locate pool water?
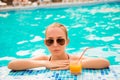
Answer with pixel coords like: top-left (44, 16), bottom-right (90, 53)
top-left (0, 2), bottom-right (120, 66)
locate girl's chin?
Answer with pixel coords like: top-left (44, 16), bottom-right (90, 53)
top-left (53, 50), bottom-right (61, 53)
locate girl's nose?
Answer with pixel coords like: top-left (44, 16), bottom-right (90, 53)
top-left (53, 40), bottom-right (58, 46)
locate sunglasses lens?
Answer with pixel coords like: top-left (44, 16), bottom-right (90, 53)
top-left (46, 39), bottom-right (54, 46)
top-left (45, 38), bottom-right (65, 46)
top-left (57, 38), bottom-right (65, 45)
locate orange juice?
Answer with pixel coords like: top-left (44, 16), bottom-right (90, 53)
top-left (70, 62), bottom-right (82, 75)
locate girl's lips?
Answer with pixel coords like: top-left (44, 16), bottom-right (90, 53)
top-left (53, 49), bottom-right (60, 52)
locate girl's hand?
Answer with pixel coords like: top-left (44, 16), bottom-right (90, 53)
top-left (45, 60), bottom-right (70, 70)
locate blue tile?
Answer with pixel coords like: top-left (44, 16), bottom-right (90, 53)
top-left (57, 78), bottom-right (61, 80)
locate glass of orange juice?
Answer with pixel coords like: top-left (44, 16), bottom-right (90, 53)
top-left (70, 61), bottom-right (82, 75)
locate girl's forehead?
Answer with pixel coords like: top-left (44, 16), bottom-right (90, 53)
top-left (46, 27), bottom-right (66, 37)
top-left (47, 27), bottom-right (64, 33)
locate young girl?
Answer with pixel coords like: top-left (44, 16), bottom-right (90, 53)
top-left (8, 22), bottom-right (110, 70)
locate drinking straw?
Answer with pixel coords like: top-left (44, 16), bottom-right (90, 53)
top-left (78, 47), bottom-right (93, 63)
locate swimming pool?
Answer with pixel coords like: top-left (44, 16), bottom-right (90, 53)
top-left (0, 1), bottom-right (120, 67)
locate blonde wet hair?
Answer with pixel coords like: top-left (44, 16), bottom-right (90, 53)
top-left (45, 22), bottom-right (68, 39)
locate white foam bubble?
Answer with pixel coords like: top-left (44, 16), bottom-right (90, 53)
top-left (65, 8), bottom-right (76, 13)
top-left (90, 8), bottom-right (120, 14)
top-left (66, 48), bottom-right (75, 51)
top-left (72, 24), bottom-right (82, 28)
top-left (85, 34), bottom-right (100, 40)
top-left (117, 49), bottom-right (120, 53)
top-left (17, 40), bottom-right (28, 44)
top-left (113, 33), bottom-right (120, 37)
top-left (54, 18), bottom-right (59, 20)
top-left (16, 50), bottom-right (30, 56)
top-left (66, 7), bottom-right (120, 15)
top-left (103, 8), bottom-right (120, 13)
top-left (90, 9), bottom-right (98, 15)
top-left (101, 36), bottom-right (115, 42)
top-left (71, 34), bottom-right (76, 36)
top-left (45, 15), bottom-right (52, 19)
top-left (112, 17), bottom-right (120, 21)
top-left (0, 13), bottom-right (9, 18)
top-left (34, 17), bottom-right (42, 20)
top-left (60, 16), bottom-right (66, 18)
top-left (78, 8), bottom-right (89, 12)
top-left (115, 24), bottom-right (120, 28)
top-left (31, 49), bottom-right (46, 57)
top-left (31, 24), bottom-right (39, 27)
top-left (85, 35), bottom-right (115, 42)
top-left (73, 47), bottom-right (120, 60)
top-left (84, 27), bottom-right (95, 32)
top-left (0, 57), bottom-right (16, 61)
top-left (115, 55), bottom-right (120, 62)
top-left (30, 36), bottom-right (43, 42)
top-left (95, 22), bottom-right (99, 27)
top-left (101, 32), bottom-right (106, 34)
top-left (80, 42), bottom-right (89, 44)
top-left (30, 34), bottom-right (34, 37)
top-left (104, 14), bottom-right (112, 18)
top-left (112, 44), bottom-right (120, 49)
top-left (57, 15), bottom-right (61, 17)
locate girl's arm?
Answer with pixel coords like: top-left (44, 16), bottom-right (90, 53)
top-left (8, 55), bottom-right (49, 70)
top-left (82, 58), bottom-right (110, 69)
top-left (8, 59), bottom-right (48, 70)
top-left (8, 56), bottom-right (69, 70)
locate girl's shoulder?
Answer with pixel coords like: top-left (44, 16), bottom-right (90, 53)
top-left (69, 54), bottom-right (87, 60)
top-left (69, 54), bottom-right (79, 60)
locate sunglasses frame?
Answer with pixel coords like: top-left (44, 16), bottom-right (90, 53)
top-left (45, 38), bottom-right (66, 46)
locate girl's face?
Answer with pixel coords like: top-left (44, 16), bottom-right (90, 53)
top-left (45, 27), bottom-right (69, 56)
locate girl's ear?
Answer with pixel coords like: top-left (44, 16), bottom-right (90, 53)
top-left (66, 39), bottom-right (69, 46)
top-left (44, 39), bottom-right (47, 46)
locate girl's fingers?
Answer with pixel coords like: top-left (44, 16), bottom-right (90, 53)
top-left (47, 60), bottom-right (70, 68)
top-left (51, 60), bottom-right (69, 65)
top-left (52, 60), bottom-right (69, 63)
top-left (53, 63), bottom-right (69, 67)
top-left (50, 65), bottom-right (69, 70)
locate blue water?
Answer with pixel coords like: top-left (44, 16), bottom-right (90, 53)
top-left (0, 2), bottom-right (120, 66)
